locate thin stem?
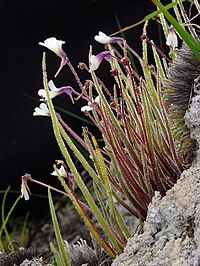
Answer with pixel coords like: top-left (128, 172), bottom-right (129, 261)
top-left (110, 1), bottom-right (186, 36)
top-left (28, 175), bottom-right (92, 213)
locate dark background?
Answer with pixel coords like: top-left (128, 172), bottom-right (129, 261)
top-left (1, 0), bottom-right (158, 219)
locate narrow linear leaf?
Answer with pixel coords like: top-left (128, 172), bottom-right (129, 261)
top-left (0, 188), bottom-right (21, 252)
top-left (50, 242), bottom-right (63, 266)
top-left (110, 1), bottom-right (187, 35)
top-left (48, 187), bottom-right (70, 266)
top-left (19, 212), bottom-right (29, 247)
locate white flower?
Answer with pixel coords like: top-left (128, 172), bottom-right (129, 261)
top-left (51, 165), bottom-right (67, 177)
top-left (89, 55), bottom-right (101, 72)
top-left (39, 37), bottom-right (67, 77)
top-left (39, 37), bottom-right (65, 57)
top-left (94, 31), bottom-right (121, 44)
top-left (21, 174), bottom-right (31, 201)
top-left (51, 165), bottom-right (75, 182)
top-left (81, 96), bottom-right (100, 112)
top-left (38, 80), bottom-right (59, 100)
top-left (21, 181), bottom-right (29, 201)
top-left (38, 80), bottom-right (74, 103)
top-left (33, 103), bottom-right (50, 116)
top-left (166, 26), bottom-right (178, 49)
top-left (89, 51), bottom-right (110, 72)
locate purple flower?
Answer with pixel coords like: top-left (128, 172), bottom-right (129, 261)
top-left (94, 31), bottom-right (121, 44)
top-left (38, 80), bottom-right (74, 103)
top-left (39, 37), bottom-right (67, 77)
top-left (89, 51), bottom-right (111, 72)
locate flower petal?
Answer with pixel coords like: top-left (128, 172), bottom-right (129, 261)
top-left (33, 103), bottom-right (50, 116)
top-left (21, 174), bottom-right (30, 201)
top-left (39, 37), bottom-right (65, 57)
top-left (48, 80), bottom-right (57, 91)
top-left (81, 105), bottom-right (92, 112)
top-left (89, 51), bottom-right (110, 72)
top-left (166, 26), bottom-right (178, 49)
top-left (94, 95), bottom-right (100, 103)
top-left (81, 96), bottom-right (99, 112)
top-left (39, 37), bottom-right (67, 77)
top-left (51, 165), bottom-right (67, 177)
top-left (89, 55), bottom-right (101, 72)
top-left (94, 31), bottom-right (111, 44)
top-left (94, 31), bottom-right (121, 44)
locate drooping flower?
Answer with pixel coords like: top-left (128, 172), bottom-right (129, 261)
top-left (39, 37), bottom-right (67, 77)
top-left (38, 80), bottom-right (74, 103)
top-left (81, 96), bottom-right (100, 112)
top-left (89, 51), bottom-right (111, 72)
top-left (94, 31), bottom-right (121, 44)
top-left (33, 103), bottom-right (50, 116)
top-left (166, 25), bottom-right (178, 49)
top-left (21, 174), bottom-right (31, 201)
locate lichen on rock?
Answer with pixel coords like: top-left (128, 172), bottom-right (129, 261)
top-left (112, 161), bottom-right (200, 266)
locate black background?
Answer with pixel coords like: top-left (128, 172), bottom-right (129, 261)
top-left (1, 0), bottom-right (158, 219)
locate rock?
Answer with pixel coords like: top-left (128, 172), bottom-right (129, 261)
top-left (112, 162), bottom-right (200, 266)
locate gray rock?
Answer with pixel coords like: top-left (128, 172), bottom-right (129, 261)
top-left (112, 162), bottom-right (200, 266)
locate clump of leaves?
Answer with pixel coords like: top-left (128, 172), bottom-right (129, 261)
top-left (21, 0), bottom-right (199, 259)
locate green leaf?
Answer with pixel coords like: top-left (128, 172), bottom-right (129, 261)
top-left (0, 187), bottom-right (21, 252)
top-left (48, 187), bottom-right (71, 266)
top-left (50, 242), bottom-right (63, 266)
top-left (19, 212), bottom-right (29, 247)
